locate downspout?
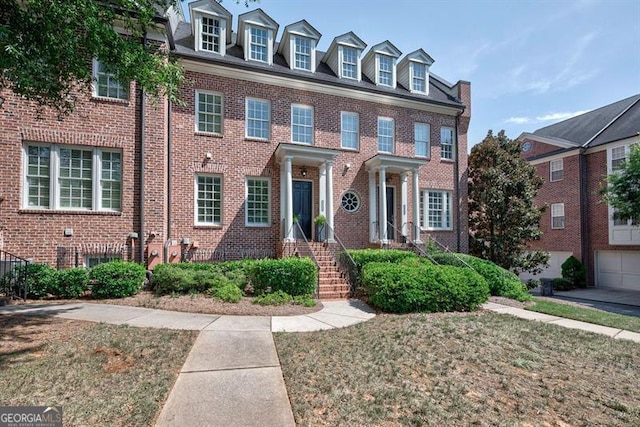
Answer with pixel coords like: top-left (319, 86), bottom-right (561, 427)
top-left (139, 33), bottom-right (148, 264)
top-left (164, 100), bottom-right (173, 263)
top-left (454, 112), bottom-right (461, 252)
top-left (578, 148), bottom-right (590, 285)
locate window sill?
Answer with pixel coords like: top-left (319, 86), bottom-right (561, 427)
top-left (421, 228), bottom-right (452, 232)
top-left (194, 224), bottom-right (223, 229)
top-left (91, 96), bottom-right (129, 105)
top-left (195, 132), bottom-right (223, 138)
top-left (440, 158), bottom-right (455, 163)
top-left (340, 146), bottom-right (360, 152)
top-left (244, 137), bottom-right (271, 143)
top-left (415, 155), bottom-right (431, 160)
top-left (19, 209), bottom-right (122, 216)
top-left (245, 223), bottom-right (271, 228)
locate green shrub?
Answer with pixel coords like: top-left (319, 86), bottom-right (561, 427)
top-left (553, 277), bottom-right (575, 291)
top-left (212, 283), bottom-right (243, 303)
top-left (346, 249), bottom-right (418, 283)
top-left (151, 261), bottom-right (254, 295)
top-left (253, 290), bottom-right (293, 306)
top-left (16, 263), bottom-right (58, 298)
top-left (361, 262), bottom-right (489, 313)
top-left (561, 256), bottom-right (586, 288)
top-left (292, 295), bottom-right (316, 307)
top-left (53, 267), bottom-right (89, 299)
top-left (151, 264), bottom-right (195, 295)
top-left (431, 253), bottom-right (531, 302)
top-left (90, 261), bottom-right (146, 298)
top-left (250, 258), bottom-right (317, 296)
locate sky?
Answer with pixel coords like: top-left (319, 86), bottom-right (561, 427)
top-left (181, 0), bottom-right (640, 151)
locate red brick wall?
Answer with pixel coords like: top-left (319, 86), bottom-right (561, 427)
top-left (522, 139), bottom-right (565, 160)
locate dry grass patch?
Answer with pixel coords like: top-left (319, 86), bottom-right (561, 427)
top-left (275, 312), bottom-right (640, 426)
top-left (0, 314), bottom-right (196, 426)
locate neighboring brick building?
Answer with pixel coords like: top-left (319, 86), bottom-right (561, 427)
top-left (0, 1), bottom-right (471, 271)
top-left (520, 94), bottom-right (640, 289)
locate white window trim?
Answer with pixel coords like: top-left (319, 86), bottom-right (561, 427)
top-left (291, 104), bottom-right (314, 145)
top-left (550, 159), bottom-right (564, 182)
top-left (414, 122), bottom-right (430, 158)
top-left (245, 177), bottom-right (271, 227)
top-left (377, 117), bottom-right (395, 154)
top-left (339, 45), bottom-right (360, 80)
top-left (195, 12), bottom-right (226, 55)
top-left (292, 35), bottom-right (315, 72)
top-left (195, 89), bottom-right (223, 135)
top-left (22, 142), bottom-right (121, 212)
top-left (421, 189), bottom-right (452, 231)
top-left (410, 62), bottom-right (428, 94)
top-left (441, 127), bottom-right (455, 161)
top-left (375, 54), bottom-right (396, 88)
top-left (246, 25), bottom-right (273, 65)
top-left (245, 97), bottom-right (271, 141)
top-left (92, 59), bottom-right (129, 100)
top-left (551, 203), bottom-right (565, 229)
top-left (194, 174), bottom-right (223, 226)
top-left (340, 111), bottom-right (359, 150)
top-left (606, 141), bottom-right (639, 244)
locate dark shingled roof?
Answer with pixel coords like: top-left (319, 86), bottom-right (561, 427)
top-left (532, 94), bottom-right (640, 147)
top-left (171, 21), bottom-right (465, 111)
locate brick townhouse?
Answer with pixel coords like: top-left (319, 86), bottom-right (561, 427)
top-left (519, 94), bottom-right (640, 289)
top-left (0, 1), bottom-right (471, 273)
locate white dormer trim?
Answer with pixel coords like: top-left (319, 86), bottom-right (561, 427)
top-left (237, 9), bottom-right (279, 65)
top-left (189, 0), bottom-right (232, 56)
top-left (323, 32), bottom-right (367, 81)
top-left (278, 20), bottom-right (321, 73)
top-left (398, 49), bottom-right (434, 95)
top-left (363, 41), bottom-right (401, 89)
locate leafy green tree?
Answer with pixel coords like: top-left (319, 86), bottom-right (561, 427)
top-left (601, 141), bottom-right (640, 223)
top-left (468, 130), bottom-right (549, 274)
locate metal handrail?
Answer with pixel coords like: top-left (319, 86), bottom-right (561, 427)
top-left (323, 223), bottom-right (358, 293)
top-left (0, 250), bottom-right (30, 300)
top-left (424, 233), bottom-right (476, 272)
top-left (291, 221), bottom-right (320, 299)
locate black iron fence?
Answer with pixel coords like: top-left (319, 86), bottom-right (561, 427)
top-left (0, 250), bottom-right (30, 299)
top-left (183, 247), bottom-right (275, 263)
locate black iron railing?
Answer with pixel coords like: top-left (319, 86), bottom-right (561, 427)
top-left (57, 244), bottom-right (127, 269)
top-left (324, 224), bottom-right (358, 293)
top-left (0, 250), bottom-right (30, 300)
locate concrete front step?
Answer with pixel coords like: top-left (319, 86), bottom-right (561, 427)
top-left (318, 292), bottom-right (351, 299)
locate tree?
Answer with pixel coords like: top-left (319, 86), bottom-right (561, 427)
top-left (1, 0), bottom-right (190, 115)
top-left (468, 130), bottom-right (549, 274)
top-left (601, 141), bottom-right (640, 223)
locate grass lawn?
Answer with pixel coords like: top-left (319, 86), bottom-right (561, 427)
top-left (0, 314), bottom-right (197, 426)
top-left (526, 299), bottom-right (640, 333)
top-left (275, 312), bottom-right (640, 426)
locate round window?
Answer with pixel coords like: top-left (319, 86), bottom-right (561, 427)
top-left (341, 191), bottom-right (360, 213)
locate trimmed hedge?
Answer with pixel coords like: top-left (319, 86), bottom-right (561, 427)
top-left (362, 262), bottom-right (489, 313)
top-left (431, 253), bottom-right (531, 301)
top-left (17, 263), bottom-right (58, 298)
top-left (249, 258), bottom-right (317, 296)
top-left (53, 267), bottom-right (89, 299)
top-left (90, 261), bottom-right (146, 298)
top-left (151, 260), bottom-right (254, 295)
top-left (212, 283), bottom-right (243, 303)
top-left (561, 256), bottom-right (586, 288)
top-left (347, 249), bottom-right (418, 283)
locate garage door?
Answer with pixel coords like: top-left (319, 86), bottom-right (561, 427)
top-left (596, 251), bottom-right (640, 290)
top-left (519, 251), bottom-right (573, 282)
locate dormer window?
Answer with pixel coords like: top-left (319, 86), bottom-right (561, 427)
top-left (294, 37), bottom-right (312, 70)
top-left (378, 55), bottom-right (394, 86)
top-left (190, 0), bottom-right (232, 56)
top-left (323, 32), bottom-right (366, 81)
top-left (341, 47), bottom-right (358, 79)
top-left (249, 26), bottom-right (268, 62)
top-left (238, 9), bottom-right (279, 66)
top-left (279, 20), bottom-right (321, 73)
top-left (397, 49), bottom-right (434, 95)
top-left (411, 63), bottom-right (426, 92)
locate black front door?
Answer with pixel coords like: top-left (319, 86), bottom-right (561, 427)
top-left (293, 181), bottom-right (312, 239)
top-left (386, 187), bottom-right (395, 240)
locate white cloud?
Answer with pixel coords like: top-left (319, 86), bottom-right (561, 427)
top-left (503, 110), bottom-right (590, 126)
top-left (504, 117), bottom-right (533, 124)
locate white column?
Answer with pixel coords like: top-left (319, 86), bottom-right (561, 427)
top-left (325, 161), bottom-right (335, 242)
top-left (412, 168), bottom-right (421, 243)
top-left (280, 163), bottom-right (285, 237)
top-left (319, 164), bottom-right (326, 218)
top-left (284, 156), bottom-right (294, 241)
top-left (378, 166), bottom-right (387, 242)
top-left (401, 172), bottom-right (408, 238)
top-left (368, 170), bottom-right (377, 243)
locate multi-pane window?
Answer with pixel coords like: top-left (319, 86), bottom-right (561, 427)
top-left (551, 203), bottom-right (565, 229)
top-left (201, 16), bottom-right (221, 53)
top-left (246, 98), bottom-right (270, 140)
top-left (294, 37), bottom-right (312, 71)
top-left (611, 146), bottom-right (627, 170)
top-left (341, 112), bottom-right (359, 150)
top-left (411, 62), bottom-right (427, 93)
top-left (441, 127), bottom-right (454, 160)
top-left (196, 91), bottom-right (223, 135)
top-left (415, 123), bottom-right (430, 157)
top-left (24, 144), bottom-right (121, 211)
top-left (550, 159), bottom-right (564, 182)
top-left (378, 55), bottom-right (393, 86)
top-left (291, 105), bottom-right (313, 144)
top-left (421, 190), bottom-right (451, 230)
top-left (341, 47), bottom-right (358, 79)
top-left (93, 60), bottom-right (128, 100)
top-left (196, 175), bottom-right (222, 225)
top-left (246, 178), bottom-right (270, 226)
top-left (249, 26), bottom-right (268, 62)
top-left (377, 118), bottom-right (394, 153)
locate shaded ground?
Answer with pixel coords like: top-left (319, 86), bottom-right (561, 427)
top-left (275, 311), bottom-right (640, 426)
top-left (0, 314), bottom-right (197, 426)
top-left (9, 291), bottom-right (323, 316)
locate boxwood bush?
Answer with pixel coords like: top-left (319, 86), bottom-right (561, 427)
top-left (249, 258), bottom-right (317, 296)
top-left (362, 262), bottom-right (489, 313)
top-left (90, 261), bottom-right (146, 298)
top-left (151, 261), bottom-right (255, 295)
top-left (16, 263), bottom-right (58, 298)
top-left (430, 253), bottom-right (531, 301)
top-left (346, 249), bottom-right (418, 283)
top-left (53, 267), bottom-right (89, 299)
